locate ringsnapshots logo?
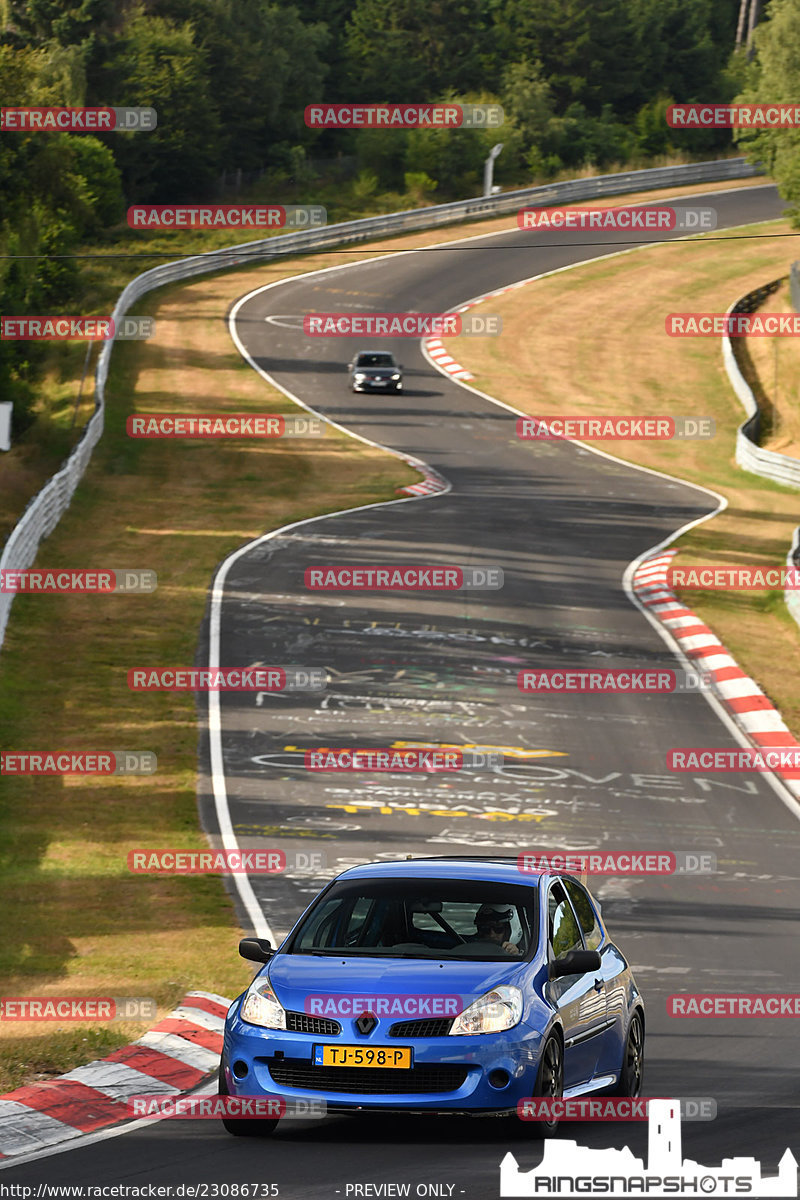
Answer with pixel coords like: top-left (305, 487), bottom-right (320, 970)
top-left (126, 414), bottom-right (323, 438)
top-left (667, 312), bottom-right (800, 336)
top-left (305, 565), bottom-right (503, 590)
top-left (1, 751), bottom-right (157, 776)
top-left (304, 103), bottom-right (503, 129)
top-left (128, 205), bottom-right (326, 230)
top-left (516, 415), bottom-right (714, 440)
top-left (518, 1097), bottom-right (717, 1122)
top-left (0, 107), bottom-right (156, 131)
top-left (127, 848), bottom-right (327, 874)
top-left (668, 747), bottom-right (800, 775)
top-left (518, 668), bottom-right (712, 694)
top-left (127, 1095), bottom-right (326, 1120)
top-left (305, 747), bottom-right (504, 771)
top-left (1, 316), bottom-right (155, 340)
top-left (127, 667), bottom-right (326, 692)
top-left (500, 1097), bottom-right (798, 1198)
top-left (669, 994), bottom-right (800, 1018)
top-left (518, 206), bottom-right (716, 233)
top-left (667, 102), bottom-right (800, 128)
top-left (304, 312), bottom-right (501, 336)
top-left (0, 569), bottom-right (156, 594)
top-left (517, 850), bottom-right (716, 875)
top-left (0, 997), bottom-right (157, 1022)
top-left (667, 564), bottom-right (800, 590)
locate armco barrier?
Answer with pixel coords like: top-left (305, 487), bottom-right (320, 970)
top-left (0, 156), bottom-right (762, 650)
top-left (721, 278), bottom-right (800, 629)
top-left (724, 279), bottom-right (800, 488)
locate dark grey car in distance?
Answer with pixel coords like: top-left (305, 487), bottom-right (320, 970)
top-left (348, 350), bottom-right (403, 393)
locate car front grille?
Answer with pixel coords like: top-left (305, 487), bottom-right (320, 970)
top-left (285, 1011), bottom-right (341, 1036)
top-left (267, 1059), bottom-right (468, 1095)
top-left (388, 1018), bottom-right (454, 1038)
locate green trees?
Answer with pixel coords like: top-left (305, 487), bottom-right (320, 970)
top-left (734, 0), bottom-right (800, 224)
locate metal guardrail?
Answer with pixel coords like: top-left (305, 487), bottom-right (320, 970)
top-left (0, 156), bottom-right (763, 650)
top-left (724, 279), bottom-right (800, 487)
top-left (721, 279), bottom-right (800, 629)
top-left (787, 527), bottom-right (800, 628)
top-left (790, 261), bottom-right (800, 313)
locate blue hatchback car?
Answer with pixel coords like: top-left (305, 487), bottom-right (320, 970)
top-left (219, 857), bottom-right (645, 1136)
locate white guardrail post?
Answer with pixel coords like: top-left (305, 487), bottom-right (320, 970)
top-left (0, 156), bottom-right (762, 650)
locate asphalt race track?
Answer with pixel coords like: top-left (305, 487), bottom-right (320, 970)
top-left (6, 184), bottom-right (800, 1197)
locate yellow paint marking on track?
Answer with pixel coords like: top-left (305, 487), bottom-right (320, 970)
top-left (325, 803), bottom-right (553, 823)
top-left (390, 741), bottom-right (567, 760)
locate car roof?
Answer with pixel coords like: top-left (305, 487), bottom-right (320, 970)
top-left (354, 348), bottom-right (395, 355)
top-left (333, 856), bottom-right (547, 885)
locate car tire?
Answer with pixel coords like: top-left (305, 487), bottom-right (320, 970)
top-left (612, 1010), bottom-right (645, 1098)
top-left (525, 1032), bottom-right (563, 1137)
top-left (218, 1059), bottom-right (279, 1137)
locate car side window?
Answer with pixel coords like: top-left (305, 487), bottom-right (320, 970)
top-left (548, 881), bottom-right (584, 959)
top-left (564, 879), bottom-right (603, 951)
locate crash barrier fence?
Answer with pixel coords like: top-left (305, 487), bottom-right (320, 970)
top-left (0, 156), bottom-right (763, 651)
top-left (788, 528), bottom-right (800, 628)
top-left (790, 261), bottom-right (800, 313)
top-left (721, 278), bottom-right (800, 628)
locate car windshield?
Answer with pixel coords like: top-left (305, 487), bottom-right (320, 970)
top-left (355, 353), bottom-right (395, 367)
top-left (287, 877), bottom-right (537, 960)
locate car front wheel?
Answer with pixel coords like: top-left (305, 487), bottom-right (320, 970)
top-left (613, 1011), bottom-right (644, 1098)
top-left (218, 1059), bottom-right (279, 1137)
top-left (524, 1033), bottom-right (563, 1137)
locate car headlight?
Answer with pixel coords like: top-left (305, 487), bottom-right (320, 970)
top-left (449, 986), bottom-right (523, 1035)
top-left (391, 373), bottom-right (401, 380)
top-left (354, 372), bottom-right (367, 381)
top-left (240, 978), bottom-right (286, 1030)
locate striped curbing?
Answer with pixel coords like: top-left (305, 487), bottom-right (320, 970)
top-left (632, 549), bottom-right (800, 798)
top-left (0, 990), bottom-right (231, 1159)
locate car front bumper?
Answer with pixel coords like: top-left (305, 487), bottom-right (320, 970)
top-left (223, 1008), bottom-right (543, 1114)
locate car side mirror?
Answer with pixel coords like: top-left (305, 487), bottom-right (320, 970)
top-left (549, 948), bottom-right (601, 980)
top-left (239, 937), bottom-right (274, 963)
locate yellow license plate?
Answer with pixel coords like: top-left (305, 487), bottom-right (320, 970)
top-left (313, 1045), bottom-right (411, 1068)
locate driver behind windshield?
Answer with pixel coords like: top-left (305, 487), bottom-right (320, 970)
top-left (470, 903), bottom-right (523, 957)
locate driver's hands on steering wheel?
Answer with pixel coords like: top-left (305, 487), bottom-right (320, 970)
top-left (502, 941), bottom-right (522, 956)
